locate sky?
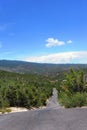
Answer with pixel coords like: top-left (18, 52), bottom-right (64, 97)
top-left (0, 0), bottom-right (87, 63)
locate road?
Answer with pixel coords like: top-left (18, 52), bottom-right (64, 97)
top-left (47, 88), bottom-right (61, 108)
top-left (0, 88), bottom-right (87, 130)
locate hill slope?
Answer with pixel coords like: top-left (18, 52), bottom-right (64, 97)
top-left (0, 60), bottom-right (87, 75)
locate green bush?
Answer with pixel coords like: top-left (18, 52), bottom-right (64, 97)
top-left (59, 92), bottom-right (87, 108)
top-left (1, 109), bottom-right (5, 114)
top-left (0, 108), bottom-right (11, 114)
top-left (0, 109), bottom-right (5, 114)
top-left (72, 93), bottom-right (87, 107)
top-left (6, 108), bottom-right (11, 113)
top-left (0, 109), bottom-right (2, 112)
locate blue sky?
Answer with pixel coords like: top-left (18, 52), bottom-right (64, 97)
top-left (0, 0), bottom-right (87, 63)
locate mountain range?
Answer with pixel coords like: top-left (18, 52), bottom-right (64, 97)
top-left (0, 60), bottom-right (87, 75)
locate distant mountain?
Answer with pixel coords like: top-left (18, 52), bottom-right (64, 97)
top-left (0, 60), bottom-right (87, 75)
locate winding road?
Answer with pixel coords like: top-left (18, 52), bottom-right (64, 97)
top-left (0, 88), bottom-right (87, 130)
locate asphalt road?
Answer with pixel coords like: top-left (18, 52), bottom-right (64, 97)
top-left (47, 88), bottom-right (61, 108)
top-left (1, 107), bottom-right (87, 130)
top-left (0, 89), bottom-right (87, 130)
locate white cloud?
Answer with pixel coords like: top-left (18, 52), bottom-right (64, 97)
top-left (46, 38), bottom-right (65, 47)
top-left (24, 51), bottom-right (87, 64)
top-left (67, 40), bottom-right (72, 44)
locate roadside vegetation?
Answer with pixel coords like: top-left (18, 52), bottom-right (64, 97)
top-left (59, 69), bottom-right (87, 108)
top-left (0, 70), bottom-right (54, 113)
top-left (0, 67), bottom-right (87, 113)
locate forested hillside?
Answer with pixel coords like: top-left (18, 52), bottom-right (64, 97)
top-left (0, 60), bottom-right (87, 75)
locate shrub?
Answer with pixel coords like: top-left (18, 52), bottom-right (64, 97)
top-left (0, 108), bottom-right (11, 114)
top-left (72, 92), bottom-right (87, 107)
top-left (59, 92), bottom-right (87, 108)
top-left (1, 109), bottom-right (5, 114)
top-left (6, 108), bottom-right (11, 113)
